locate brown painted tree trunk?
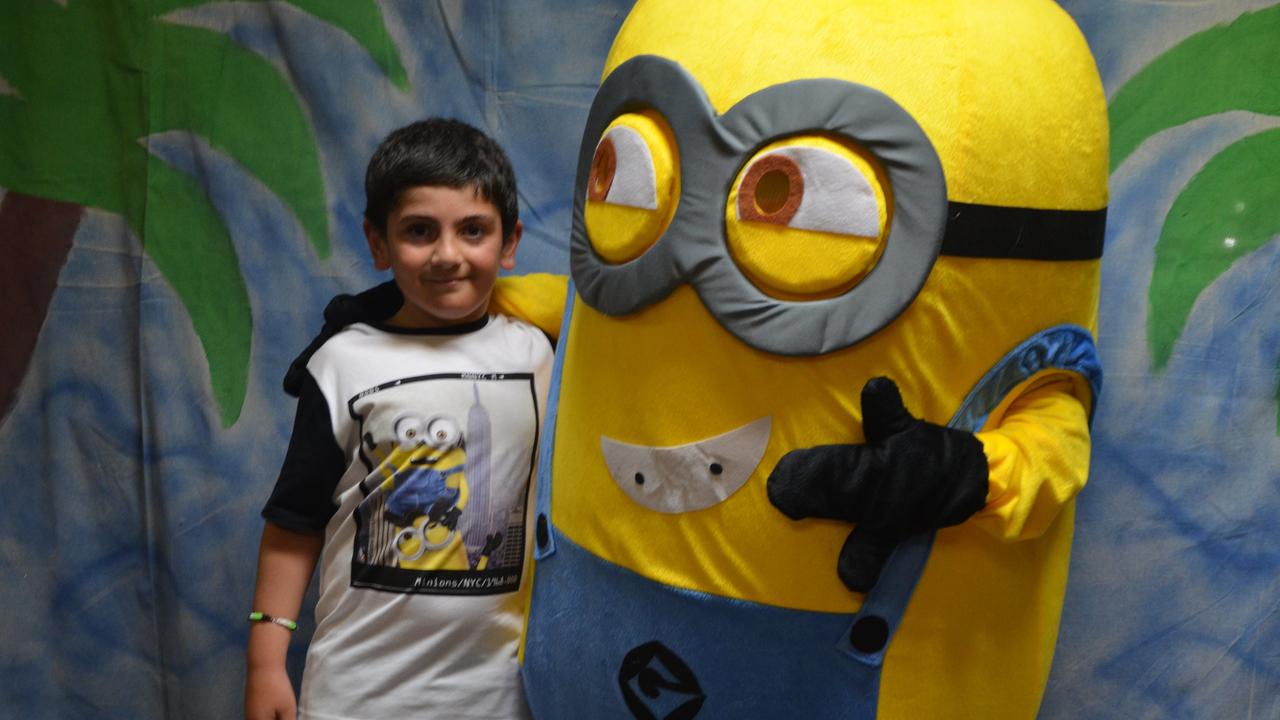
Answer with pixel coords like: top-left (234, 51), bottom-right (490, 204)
top-left (0, 191), bottom-right (83, 423)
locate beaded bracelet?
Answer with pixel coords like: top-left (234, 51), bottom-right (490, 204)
top-left (248, 611), bottom-right (298, 632)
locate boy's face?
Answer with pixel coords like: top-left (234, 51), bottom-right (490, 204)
top-left (365, 184), bottom-right (520, 329)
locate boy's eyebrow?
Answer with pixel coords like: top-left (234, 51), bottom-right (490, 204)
top-left (397, 213), bottom-right (498, 225)
top-left (396, 213), bottom-right (440, 224)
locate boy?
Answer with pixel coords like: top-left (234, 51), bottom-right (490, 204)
top-left (245, 118), bottom-right (553, 720)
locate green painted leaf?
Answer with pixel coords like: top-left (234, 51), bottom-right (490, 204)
top-left (0, 0), bottom-right (408, 426)
top-left (152, 23), bottom-right (329, 258)
top-left (144, 157), bottom-right (252, 426)
top-left (0, 2), bottom-right (288, 425)
top-left (275, 0), bottom-right (409, 89)
top-left (0, 1), bottom-right (149, 218)
top-left (150, 0), bottom-right (408, 89)
top-left (1110, 4), bottom-right (1280, 171)
top-left (1148, 128), bottom-right (1280, 369)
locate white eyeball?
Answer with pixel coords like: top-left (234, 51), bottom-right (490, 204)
top-left (424, 415), bottom-right (461, 449)
top-left (393, 414), bottom-right (428, 450)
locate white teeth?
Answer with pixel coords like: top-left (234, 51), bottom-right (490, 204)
top-left (600, 417), bottom-right (771, 514)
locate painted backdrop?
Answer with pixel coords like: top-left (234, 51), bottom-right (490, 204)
top-left (0, 1), bottom-right (1276, 718)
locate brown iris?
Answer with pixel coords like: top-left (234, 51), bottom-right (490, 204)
top-left (737, 154), bottom-right (802, 225)
top-left (588, 137), bottom-right (617, 201)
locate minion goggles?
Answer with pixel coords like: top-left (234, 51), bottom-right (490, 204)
top-left (570, 56), bottom-right (1105, 356)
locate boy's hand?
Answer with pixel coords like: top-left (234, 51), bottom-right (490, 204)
top-left (245, 524), bottom-right (320, 719)
top-left (245, 664), bottom-right (296, 720)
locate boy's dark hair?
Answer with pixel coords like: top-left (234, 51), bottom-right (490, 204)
top-left (364, 118), bottom-right (519, 239)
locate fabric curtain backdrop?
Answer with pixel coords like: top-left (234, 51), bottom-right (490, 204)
top-left (0, 1), bottom-right (1276, 717)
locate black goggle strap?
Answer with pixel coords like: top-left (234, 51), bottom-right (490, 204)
top-left (940, 201), bottom-right (1106, 261)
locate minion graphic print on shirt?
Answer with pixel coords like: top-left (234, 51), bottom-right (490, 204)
top-left (348, 372), bottom-right (539, 596)
top-left (267, 315), bottom-right (552, 719)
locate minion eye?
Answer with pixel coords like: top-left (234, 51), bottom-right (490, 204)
top-left (393, 414), bottom-right (427, 450)
top-left (583, 111), bottom-right (680, 264)
top-left (589, 126), bottom-right (657, 209)
top-left (736, 146), bottom-right (881, 236)
top-left (726, 136), bottom-right (892, 299)
top-left (424, 416), bottom-right (461, 448)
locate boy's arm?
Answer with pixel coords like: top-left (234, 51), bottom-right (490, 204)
top-left (491, 273), bottom-right (569, 340)
top-left (245, 522), bottom-right (323, 720)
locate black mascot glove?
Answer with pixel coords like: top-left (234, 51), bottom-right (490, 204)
top-left (767, 376), bottom-right (989, 593)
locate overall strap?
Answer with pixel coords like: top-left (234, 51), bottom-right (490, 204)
top-left (532, 283), bottom-right (577, 560)
top-left (838, 324), bottom-right (1103, 666)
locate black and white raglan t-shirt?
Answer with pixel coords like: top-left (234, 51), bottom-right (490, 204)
top-left (263, 314), bottom-right (553, 720)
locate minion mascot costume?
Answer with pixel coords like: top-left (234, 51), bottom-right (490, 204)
top-left (520, 0), bottom-right (1108, 718)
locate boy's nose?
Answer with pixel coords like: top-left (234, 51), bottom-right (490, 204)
top-left (431, 235), bottom-right (464, 266)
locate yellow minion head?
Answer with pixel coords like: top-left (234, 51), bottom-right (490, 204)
top-left (549, 0), bottom-right (1106, 615)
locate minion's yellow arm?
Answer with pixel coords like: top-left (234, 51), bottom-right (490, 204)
top-left (372, 444), bottom-right (431, 491)
top-left (491, 273), bottom-right (569, 340)
top-left (972, 371), bottom-right (1093, 543)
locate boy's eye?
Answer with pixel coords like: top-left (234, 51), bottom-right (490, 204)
top-left (405, 222), bottom-right (433, 240)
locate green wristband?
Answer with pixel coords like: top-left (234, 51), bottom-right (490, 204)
top-left (248, 611), bottom-right (298, 632)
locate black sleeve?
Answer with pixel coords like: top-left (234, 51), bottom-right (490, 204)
top-left (262, 371), bottom-right (347, 533)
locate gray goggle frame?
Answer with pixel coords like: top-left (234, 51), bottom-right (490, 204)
top-left (569, 55), bottom-right (948, 356)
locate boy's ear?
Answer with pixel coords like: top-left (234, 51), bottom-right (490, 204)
top-left (500, 220), bottom-right (523, 271)
top-left (364, 219), bottom-right (391, 271)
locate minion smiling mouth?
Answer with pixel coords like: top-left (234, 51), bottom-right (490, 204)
top-left (408, 446), bottom-right (457, 466)
top-left (599, 417), bottom-right (772, 514)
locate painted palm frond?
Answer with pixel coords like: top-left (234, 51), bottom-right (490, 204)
top-left (1108, 4), bottom-right (1280, 433)
top-left (0, 0), bottom-right (403, 426)
top-left (1110, 5), bottom-right (1280, 171)
top-left (152, 22), bottom-right (331, 257)
top-left (152, 0), bottom-right (409, 90)
top-left (1147, 128), bottom-right (1280, 370)
top-left (0, 2), bottom-right (149, 217)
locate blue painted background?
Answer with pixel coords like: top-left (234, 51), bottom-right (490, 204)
top-left (0, 1), bottom-right (1276, 718)
top-left (1048, 2), bottom-right (1280, 717)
